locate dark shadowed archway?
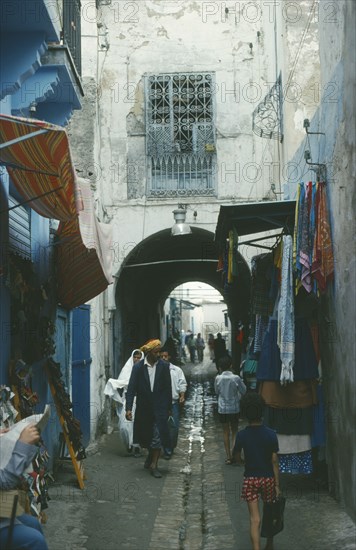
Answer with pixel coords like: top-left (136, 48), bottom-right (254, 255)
top-left (113, 227), bottom-right (250, 373)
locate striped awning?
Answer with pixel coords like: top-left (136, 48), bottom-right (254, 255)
top-left (0, 114), bottom-right (82, 220)
top-left (0, 115), bottom-right (113, 308)
top-left (56, 178), bottom-right (113, 309)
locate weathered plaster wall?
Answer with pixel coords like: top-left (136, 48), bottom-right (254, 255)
top-left (283, 0), bottom-right (356, 520)
top-left (317, 0), bottom-right (356, 520)
top-left (92, 0), bottom-right (283, 264)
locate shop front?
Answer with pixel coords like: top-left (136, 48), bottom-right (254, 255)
top-left (215, 192), bottom-right (333, 483)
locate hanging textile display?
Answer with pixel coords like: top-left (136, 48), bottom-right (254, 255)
top-left (251, 253), bottom-right (274, 316)
top-left (293, 181), bottom-right (334, 294)
top-left (278, 450), bottom-right (313, 475)
top-left (278, 235), bottom-right (295, 384)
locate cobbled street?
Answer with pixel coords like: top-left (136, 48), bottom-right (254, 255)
top-left (43, 359), bottom-right (355, 550)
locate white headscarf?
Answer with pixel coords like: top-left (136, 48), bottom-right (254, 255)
top-left (104, 349), bottom-right (144, 402)
top-left (118, 349), bottom-right (144, 386)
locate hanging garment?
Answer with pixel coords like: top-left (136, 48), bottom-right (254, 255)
top-left (257, 318), bottom-right (319, 381)
top-left (299, 182), bottom-right (314, 293)
top-left (311, 182), bottom-right (334, 292)
top-left (278, 450), bottom-right (313, 474)
top-left (251, 254), bottom-right (274, 316)
top-left (294, 182), bottom-right (305, 292)
top-left (292, 183), bottom-right (301, 272)
top-left (278, 235), bottom-right (295, 384)
top-left (253, 315), bottom-right (269, 353)
top-left (259, 380), bottom-right (318, 409)
top-left (228, 230), bottom-right (234, 283)
top-left (311, 384), bottom-right (326, 448)
top-left (263, 406), bottom-right (313, 435)
top-left (277, 434), bottom-right (311, 454)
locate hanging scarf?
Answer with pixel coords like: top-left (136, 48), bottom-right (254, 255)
top-left (311, 182), bottom-right (334, 293)
top-left (227, 230), bottom-right (234, 283)
top-left (299, 182), bottom-right (313, 293)
top-left (278, 235), bottom-right (295, 385)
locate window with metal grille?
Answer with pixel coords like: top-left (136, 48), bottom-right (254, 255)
top-left (145, 72), bottom-right (216, 197)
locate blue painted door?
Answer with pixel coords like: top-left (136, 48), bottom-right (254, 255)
top-left (72, 305), bottom-right (91, 447)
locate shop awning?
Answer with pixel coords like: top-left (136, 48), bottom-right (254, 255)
top-left (1, 115), bottom-right (113, 308)
top-left (0, 114), bottom-right (82, 220)
top-left (215, 200), bottom-right (296, 248)
top-left (56, 178), bottom-right (113, 309)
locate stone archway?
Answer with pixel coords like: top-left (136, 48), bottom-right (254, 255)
top-left (114, 227), bottom-right (250, 372)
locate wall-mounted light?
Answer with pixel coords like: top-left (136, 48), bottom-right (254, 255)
top-left (171, 205), bottom-right (192, 236)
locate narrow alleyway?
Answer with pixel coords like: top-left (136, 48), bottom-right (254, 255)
top-left (43, 357), bottom-right (355, 550)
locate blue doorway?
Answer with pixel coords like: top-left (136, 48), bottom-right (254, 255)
top-left (72, 305), bottom-right (91, 447)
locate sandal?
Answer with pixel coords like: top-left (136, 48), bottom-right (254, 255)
top-left (225, 458), bottom-right (232, 465)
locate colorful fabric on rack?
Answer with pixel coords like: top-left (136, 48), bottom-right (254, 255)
top-left (228, 230), bottom-right (233, 283)
top-left (251, 254), bottom-right (274, 316)
top-left (299, 182), bottom-right (314, 293)
top-left (278, 450), bottom-right (313, 474)
top-left (294, 182), bottom-right (305, 293)
top-left (259, 380), bottom-right (318, 409)
top-left (253, 315), bottom-right (269, 353)
top-left (227, 229), bottom-right (239, 283)
top-left (293, 181), bottom-right (334, 295)
top-left (311, 182), bottom-right (334, 292)
top-left (278, 235), bottom-right (295, 384)
top-left (292, 183), bottom-right (301, 272)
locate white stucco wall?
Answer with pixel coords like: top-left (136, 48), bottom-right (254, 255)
top-left (85, 0), bottom-right (290, 286)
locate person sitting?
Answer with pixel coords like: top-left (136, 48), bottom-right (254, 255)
top-left (0, 424), bottom-right (49, 550)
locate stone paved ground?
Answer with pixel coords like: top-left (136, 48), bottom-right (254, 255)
top-left (43, 359), bottom-right (356, 550)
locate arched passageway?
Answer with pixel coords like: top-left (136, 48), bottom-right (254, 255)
top-left (114, 227), bottom-right (250, 372)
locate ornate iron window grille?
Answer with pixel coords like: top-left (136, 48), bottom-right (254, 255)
top-left (252, 73), bottom-right (283, 142)
top-left (145, 72), bottom-right (216, 198)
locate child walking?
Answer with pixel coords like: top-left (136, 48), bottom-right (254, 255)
top-left (233, 393), bottom-right (280, 550)
top-left (214, 355), bottom-right (246, 464)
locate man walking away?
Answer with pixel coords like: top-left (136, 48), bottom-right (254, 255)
top-left (195, 333), bottom-right (205, 363)
top-left (213, 333), bottom-right (227, 372)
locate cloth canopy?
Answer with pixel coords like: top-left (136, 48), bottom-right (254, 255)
top-left (56, 178), bottom-right (113, 309)
top-left (215, 200), bottom-right (296, 248)
top-left (0, 115), bottom-right (113, 308)
top-left (0, 114), bottom-right (82, 220)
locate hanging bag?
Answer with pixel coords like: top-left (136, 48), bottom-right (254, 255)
top-left (261, 495), bottom-right (286, 538)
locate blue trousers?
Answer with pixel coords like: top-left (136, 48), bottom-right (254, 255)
top-left (0, 514), bottom-right (48, 550)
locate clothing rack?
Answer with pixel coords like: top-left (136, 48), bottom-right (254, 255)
top-left (238, 223), bottom-right (292, 250)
